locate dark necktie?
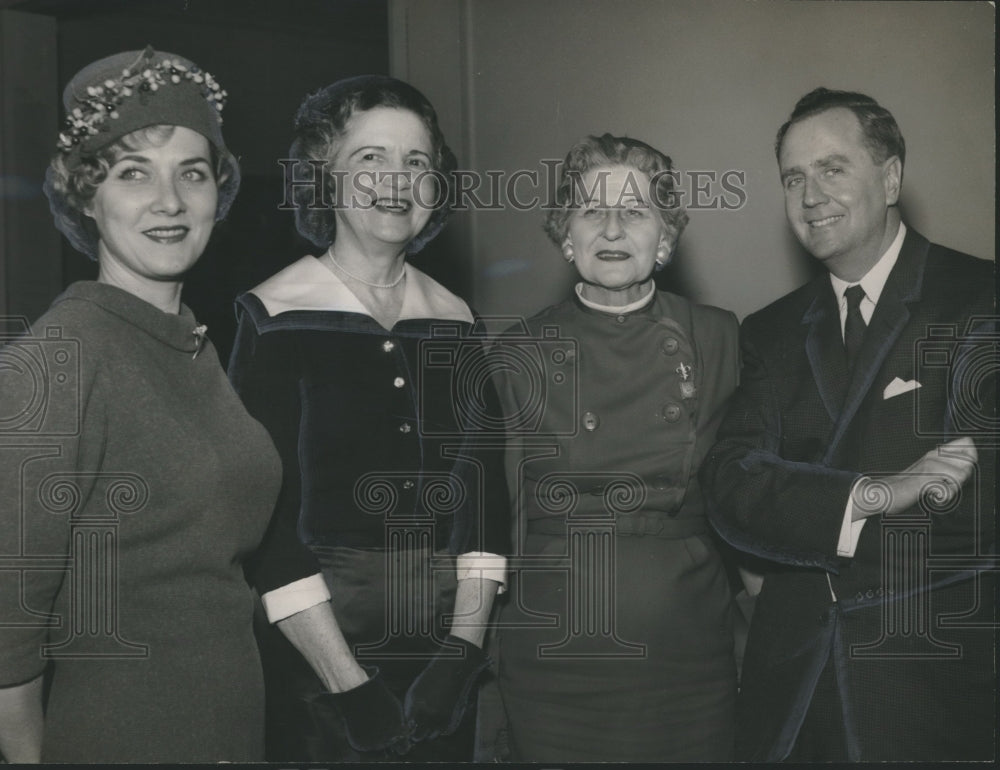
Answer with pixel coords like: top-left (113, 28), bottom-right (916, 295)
top-left (843, 284), bottom-right (867, 369)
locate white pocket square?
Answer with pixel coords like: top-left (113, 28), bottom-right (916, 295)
top-left (883, 377), bottom-right (921, 400)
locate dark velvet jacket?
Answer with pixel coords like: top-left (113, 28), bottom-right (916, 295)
top-left (701, 229), bottom-right (996, 761)
top-left (228, 256), bottom-right (511, 595)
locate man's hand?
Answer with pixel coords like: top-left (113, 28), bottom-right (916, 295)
top-left (852, 436), bottom-right (978, 520)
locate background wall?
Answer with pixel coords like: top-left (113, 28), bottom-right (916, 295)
top-left (393, 0), bottom-right (995, 321)
top-left (1, 0), bottom-right (994, 350)
top-left (0, 10), bottom-right (59, 322)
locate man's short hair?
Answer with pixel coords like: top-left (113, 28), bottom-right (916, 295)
top-left (775, 87), bottom-right (906, 171)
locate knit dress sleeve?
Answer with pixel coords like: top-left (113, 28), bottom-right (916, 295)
top-left (227, 297), bottom-right (322, 596)
top-left (0, 311), bottom-right (102, 685)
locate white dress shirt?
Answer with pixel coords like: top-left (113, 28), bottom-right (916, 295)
top-left (832, 223), bottom-right (907, 559)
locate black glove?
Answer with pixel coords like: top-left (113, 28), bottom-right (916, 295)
top-left (313, 666), bottom-right (409, 754)
top-left (403, 634), bottom-right (491, 742)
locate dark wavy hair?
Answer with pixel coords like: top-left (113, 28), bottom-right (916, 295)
top-left (775, 88), bottom-right (906, 174)
top-left (543, 133), bottom-right (689, 259)
top-left (287, 75), bottom-right (458, 255)
top-left (44, 124), bottom-right (240, 260)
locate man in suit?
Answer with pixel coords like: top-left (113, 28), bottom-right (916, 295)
top-left (702, 87), bottom-right (996, 761)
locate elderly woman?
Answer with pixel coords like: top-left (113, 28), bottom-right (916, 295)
top-left (490, 134), bottom-right (739, 762)
top-left (0, 48), bottom-right (281, 763)
top-left (227, 75), bottom-right (510, 762)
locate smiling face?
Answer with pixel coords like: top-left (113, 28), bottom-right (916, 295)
top-left (330, 106), bottom-right (437, 257)
top-left (87, 125), bottom-right (218, 293)
top-left (565, 164), bottom-right (668, 305)
top-left (778, 107), bottom-right (901, 281)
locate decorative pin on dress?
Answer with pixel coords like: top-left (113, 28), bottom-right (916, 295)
top-left (676, 362), bottom-right (696, 399)
top-left (192, 324), bottom-right (208, 360)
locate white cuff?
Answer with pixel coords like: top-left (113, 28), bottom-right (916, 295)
top-left (837, 484), bottom-right (868, 558)
top-left (456, 552), bottom-right (508, 593)
top-left (261, 573), bottom-right (331, 623)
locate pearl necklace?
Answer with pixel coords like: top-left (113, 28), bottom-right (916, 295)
top-left (326, 247), bottom-right (405, 289)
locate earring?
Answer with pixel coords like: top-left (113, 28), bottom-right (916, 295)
top-left (562, 240), bottom-right (575, 263)
top-left (654, 245), bottom-right (669, 270)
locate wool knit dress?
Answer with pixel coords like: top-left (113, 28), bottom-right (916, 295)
top-left (0, 282), bottom-right (281, 763)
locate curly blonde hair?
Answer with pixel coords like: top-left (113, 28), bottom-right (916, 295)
top-left (44, 125), bottom-right (240, 259)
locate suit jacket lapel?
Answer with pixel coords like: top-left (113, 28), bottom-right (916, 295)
top-left (803, 277), bottom-right (851, 423)
top-left (826, 229), bottom-right (929, 456)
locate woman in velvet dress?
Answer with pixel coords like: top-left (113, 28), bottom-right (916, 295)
top-left (491, 134), bottom-right (739, 762)
top-left (228, 76), bottom-right (510, 762)
top-left (0, 48), bottom-right (281, 763)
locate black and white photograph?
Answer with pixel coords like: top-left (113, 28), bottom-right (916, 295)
top-left (0, 0), bottom-right (995, 765)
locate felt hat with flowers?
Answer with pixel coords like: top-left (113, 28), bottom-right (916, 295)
top-left (57, 45), bottom-right (228, 163)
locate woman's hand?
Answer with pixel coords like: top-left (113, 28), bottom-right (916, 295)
top-left (276, 601), bottom-right (409, 754)
top-left (313, 667), bottom-right (409, 753)
top-left (403, 576), bottom-right (499, 742)
top-left (403, 634), bottom-right (491, 742)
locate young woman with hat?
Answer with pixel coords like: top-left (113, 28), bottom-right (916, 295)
top-left (0, 47), bottom-right (280, 763)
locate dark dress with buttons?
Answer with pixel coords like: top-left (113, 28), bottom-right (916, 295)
top-left (227, 258), bottom-right (510, 762)
top-left (493, 290), bottom-right (739, 762)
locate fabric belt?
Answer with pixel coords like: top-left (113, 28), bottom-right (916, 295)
top-left (526, 514), bottom-right (709, 539)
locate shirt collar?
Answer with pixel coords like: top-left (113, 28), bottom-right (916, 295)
top-left (574, 281), bottom-right (657, 314)
top-left (829, 222), bottom-right (906, 305)
top-left (250, 255), bottom-right (473, 323)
